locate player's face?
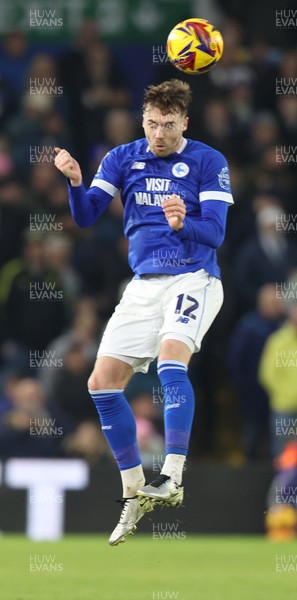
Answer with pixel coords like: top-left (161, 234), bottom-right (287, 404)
top-left (142, 106), bottom-right (188, 157)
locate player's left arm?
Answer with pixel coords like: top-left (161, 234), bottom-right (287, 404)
top-left (163, 151), bottom-right (233, 248)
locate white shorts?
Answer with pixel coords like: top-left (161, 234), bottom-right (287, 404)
top-left (97, 269), bottom-right (223, 373)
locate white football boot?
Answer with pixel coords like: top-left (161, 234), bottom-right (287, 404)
top-left (109, 496), bottom-right (154, 546)
top-left (137, 474), bottom-right (184, 507)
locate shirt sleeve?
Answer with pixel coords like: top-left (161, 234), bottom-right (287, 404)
top-left (67, 149), bottom-right (123, 227)
top-left (199, 149), bottom-right (233, 204)
top-left (177, 200), bottom-right (229, 248)
top-left (177, 150), bottom-right (233, 248)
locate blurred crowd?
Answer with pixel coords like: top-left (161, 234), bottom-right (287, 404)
top-left (0, 17), bottom-right (296, 479)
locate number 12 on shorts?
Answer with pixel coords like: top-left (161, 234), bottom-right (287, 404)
top-left (174, 293), bottom-right (199, 321)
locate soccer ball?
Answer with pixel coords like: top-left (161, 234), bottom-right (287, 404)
top-left (166, 18), bottom-right (223, 75)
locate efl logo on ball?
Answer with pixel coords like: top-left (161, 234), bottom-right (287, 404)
top-left (166, 18), bottom-right (224, 75)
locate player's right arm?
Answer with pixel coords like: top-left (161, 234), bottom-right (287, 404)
top-left (55, 147), bottom-right (82, 186)
top-left (54, 147), bottom-right (121, 228)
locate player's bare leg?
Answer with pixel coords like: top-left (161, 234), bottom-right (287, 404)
top-left (88, 356), bottom-right (154, 545)
top-left (137, 339), bottom-right (193, 507)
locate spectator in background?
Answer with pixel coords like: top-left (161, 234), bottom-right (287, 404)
top-left (277, 96), bottom-right (297, 148)
top-left (245, 112), bottom-right (281, 165)
top-left (275, 48), bottom-right (297, 148)
top-left (87, 108), bottom-right (137, 179)
top-left (209, 18), bottom-right (253, 93)
top-left (44, 179), bottom-right (82, 237)
top-left (60, 37), bottom-right (131, 163)
top-left (23, 54), bottom-right (66, 115)
top-left (58, 19), bottom-right (100, 84)
top-left (229, 81), bottom-right (254, 134)
top-left (234, 202), bottom-right (297, 310)
top-left (63, 420), bottom-right (110, 464)
top-left (0, 231), bottom-right (67, 380)
top-left (0, 30), bottom-right (32, 94)
top-left (0, 374), bottom-right (106, 464)
top-left (0, 373), bottom-right (22, 418)
top-left (6, 94), bottom-right (53, 180)
top-left (47, 341), bottom-right (98, 426)
top-left (259, 288), bottom-right (297, 458)
top-left (250, 40), bottom-right (279, 112)
top-left (228, 284), bottom-right (284, 460)
top-left (0, 72), bottom-right (18, 126)
top-left (40, 296), bottom-right (100, 397)
top-left (40, 109), bottom-right (73, 156)
top-left (58, 20), bottom-right (101, 162)
top-left (80, 41), bottom-right (131, 112)
top-left (0, 179), bottom-right (28, 268)
top-left (0, 377), bottom-right (69, 458)
top-left (73, 194), bottom-right (132, 313)
top-left (44, 235), bottom-right (81, 304)
top-left (0, 135), bottom-right (14, 180)
top-left (28, 162), bottom-right (61, 209)
top-left (199, 98), bottom-right (240, 160)
top-left (6, 54), bottom-right (69, 180)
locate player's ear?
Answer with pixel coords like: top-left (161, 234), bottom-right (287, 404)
top-left (183, 117), bottom-right (189, 131)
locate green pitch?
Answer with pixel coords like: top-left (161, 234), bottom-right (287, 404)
top-left (1, 535), bottom-right (296, 600)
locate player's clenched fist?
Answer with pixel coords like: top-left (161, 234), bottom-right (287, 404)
top-left (54, 147), bottom-right (82, 187)
top-left (163, 194), bottom-right (186, 232)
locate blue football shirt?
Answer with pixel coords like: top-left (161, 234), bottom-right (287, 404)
top-left (68, 137), bottom-right (233, 279)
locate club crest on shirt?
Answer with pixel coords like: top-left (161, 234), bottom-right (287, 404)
top-left (172, 162), bottom-right (189, 177)
top-left (217, 166), bottom-right (230, 190)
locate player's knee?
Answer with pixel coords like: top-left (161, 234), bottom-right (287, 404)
top-left (88, 356), bottom-right (133, 392)
top-left (87, 371), bottom-right (127, 392)
top-left (159, 337), bottom-right (193, 364)
top-left (87, 372), bottom-right (111, 391)
top-left (87, 373), bottom-right (99, 391)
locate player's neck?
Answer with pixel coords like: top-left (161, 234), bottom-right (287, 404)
top-left (175, 137), bottom-right (187, 154)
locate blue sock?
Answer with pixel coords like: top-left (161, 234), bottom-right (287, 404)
top-left (157, 360), bottom-right (195, 456)
top-left (89, 389), bottom-right (141, 470)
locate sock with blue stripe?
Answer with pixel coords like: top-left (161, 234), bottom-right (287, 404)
top-left (157, 360), bottom-right (195, 485)
top-left (89, 389), bottom-right (145, 496)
